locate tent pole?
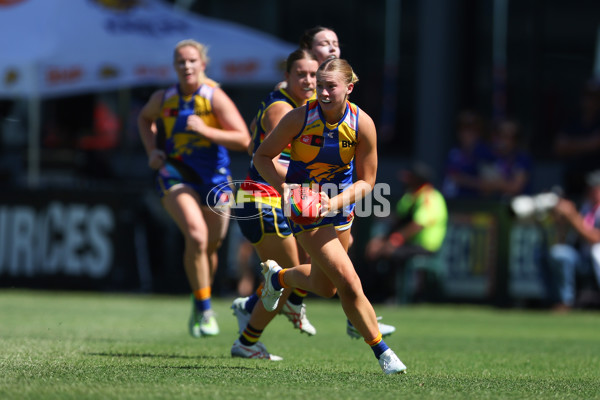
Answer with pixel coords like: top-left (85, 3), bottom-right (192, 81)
top-left (27, 95), bottom-right (40, 188)
top-left (594, 24), bottom-right (600, 79)
top-left (492, 0), bottom-right (509, 122)
top-left (379, 0), bottom-right (401, 144)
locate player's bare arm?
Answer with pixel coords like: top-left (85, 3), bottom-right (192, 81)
top-left (138, 90), bottom-right (166, 170)
top-left (185, 86), bottom-right (250, 151)
top-left (262, 102), bottom-right (294, 179)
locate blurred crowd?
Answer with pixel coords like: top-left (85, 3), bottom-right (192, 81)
top-left (361, 78), bottom-right (600, 310)
top-left (441, 110), bottom-right (533, 201)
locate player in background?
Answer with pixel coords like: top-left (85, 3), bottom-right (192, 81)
top-left (230, 49), bottom-right (320, 360)
top-left (138, 39), bottom-right (250, 338)
top-left (275, 26), bottom-right (340, 92)
top-left (299, 26), bottom-right (341, 63)
top-left (253, 58), bottom-right (407, 374)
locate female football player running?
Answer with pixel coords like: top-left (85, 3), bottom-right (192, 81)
top-left (138, 39), bottom-right (250, 338)
top-left (253, 58), bottom-right (407, 374)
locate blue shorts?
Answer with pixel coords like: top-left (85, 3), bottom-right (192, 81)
top-left (288, 206), bottom-right (355, 235)
top-left (155, 161), bottom-right (233, 207)
top-left (234, 201), bottom-right (292, 244)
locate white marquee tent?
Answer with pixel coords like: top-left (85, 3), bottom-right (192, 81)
top-left (0, 0), bottom-right (295, 185)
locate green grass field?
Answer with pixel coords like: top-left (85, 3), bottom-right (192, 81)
top-left (1, 290), bottom-right (599, 400)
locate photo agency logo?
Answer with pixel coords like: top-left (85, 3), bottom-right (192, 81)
top-left (206, 180), bottom-right (392, 220)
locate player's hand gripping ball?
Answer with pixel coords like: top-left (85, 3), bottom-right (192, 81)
top-left (289, 186), bottom-right (323, 225)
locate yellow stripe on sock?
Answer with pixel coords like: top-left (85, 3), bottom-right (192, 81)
top-left (365, 332), bottom-right (383, 346)
top-left (293, 288), bottom-right (308, 297)
top-left (241, 331), bottom-right (260, 344)
top-left (241, 326), bottom-right (261, 344)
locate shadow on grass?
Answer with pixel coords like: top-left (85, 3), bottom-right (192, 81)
top-left (157, 365), bottom-right (258, 371)
top-left (87, 352), bottom-right (221, 360)
top-left (86, 352), bottom-right (265, 371)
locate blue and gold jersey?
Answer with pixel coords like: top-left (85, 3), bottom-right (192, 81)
top-left (247, 88), bottom-right (300, 183)
top-left (286, 99), bottom-right (358, 193)
top-left (239, 88), bottom-right (310, 207)
top-left (156, 81), bottom-right (230, 185)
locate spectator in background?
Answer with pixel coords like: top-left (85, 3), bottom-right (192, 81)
top-left (546, 170), bottom-right (600, 312)
top-left (554, 79), bottom-right (600, 200)
top-left (479, 118), bottom-right (533, 199)
top-left (365, 161), bottom-right (448, 303)
top-left (77, 97), bottom-right (121, 180)
top-left (442, 110), bottom-right (494, 199)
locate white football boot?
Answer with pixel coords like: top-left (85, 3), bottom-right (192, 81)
top-left (346, 316), bottom-right (396, 339)
top-left (280, 300), bottom-right (317, 336)
top-left (378, 349), bottom-right (407, 375)
top-left (260, 260), bottom-right (283, 312)
top-left (231, 296), bottom-right (251, 334)
top-left (231, 339), bottom-right (283, 361)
